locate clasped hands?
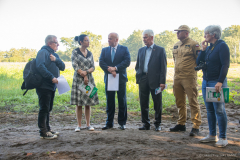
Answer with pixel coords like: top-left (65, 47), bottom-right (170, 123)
top-left (108, 66), bottom-right (117, 78)
top-left (77, 70), bottom-right (89, 85)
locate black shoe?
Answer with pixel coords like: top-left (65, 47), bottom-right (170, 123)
top-left (189, 128), bottom-right (199, 136)
top-left (155, 125), bottom-right (161, 131)
top-left (170, 124), bottom-right (186, 132)
top-left (40, 132), bottom-right (57, 140)
top-left (118, 125), bottom-right (126, 130)
top-left (139, 125), bottom-right (150, 130)
top-left (102, 125), bottom-right (113, 130)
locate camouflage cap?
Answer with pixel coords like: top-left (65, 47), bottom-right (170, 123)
top-left (174, 25), bottom-right (190, 33)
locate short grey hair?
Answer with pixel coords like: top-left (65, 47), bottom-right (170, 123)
top-left (204, 25), bottom-right (222, 39)
top-left (143, 29), bottom-right (154, 37)
top-left (45, 35), bottom-right (57, 45)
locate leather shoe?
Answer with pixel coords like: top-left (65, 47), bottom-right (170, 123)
top-left (118, 125), bottom-right (126, 130)
top-left (139, 125), bottom-right (150, 130)
top-left (102, 125), bottom-right (113, 130)
top-left (155, 125), bottom-right (161, 131)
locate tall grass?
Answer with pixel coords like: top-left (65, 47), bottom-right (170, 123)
top-left (0, 64), bottom-right (176, 117)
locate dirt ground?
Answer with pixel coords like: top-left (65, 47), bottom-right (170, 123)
top-left (1, 103), bottom-right (240, 160)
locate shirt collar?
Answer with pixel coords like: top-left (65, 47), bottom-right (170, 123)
top-left (147, 43), bottom-right (154, 49)
top-left (181, 37), bottom-right (189, 45)
top-left (112, 44), bottom-right (118, 50)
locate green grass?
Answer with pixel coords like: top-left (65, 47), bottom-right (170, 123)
top-left (2, 63), bottom-right (240, 120)
top-left (0, 65), bottom-right (176, 119)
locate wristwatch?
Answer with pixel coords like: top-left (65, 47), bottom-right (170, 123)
top-left (86, 70), bottom-right (89, 74)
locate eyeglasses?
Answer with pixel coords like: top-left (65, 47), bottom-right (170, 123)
top-left (51, 41), bottom-right (59, 44)
top-left (204, 33), bottom-right (209, 36)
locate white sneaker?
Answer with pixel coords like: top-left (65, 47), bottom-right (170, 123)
top-left (75, 127), bottom-right (81, 132)
top-left (215, 138), bottom-right (228, 147)
top-left (199, 135), bottom-right (219, 143)
top-left (86, 126), bottom-right (94, 131)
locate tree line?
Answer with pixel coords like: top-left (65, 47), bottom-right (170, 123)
top-left (0, 25), bottom-right (239, 63)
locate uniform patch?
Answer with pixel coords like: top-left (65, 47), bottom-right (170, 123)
top-left (185, 45), bottom-right (190, 49)
top-left (196, 44), bottom-right (199, 47)
top-left (174, 46), bottom-right (178, 49)
top-left (196, 50), bottom-right (201, 55)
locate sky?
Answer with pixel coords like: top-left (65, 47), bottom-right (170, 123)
top-left (0, 0), bottom-right (240, 52)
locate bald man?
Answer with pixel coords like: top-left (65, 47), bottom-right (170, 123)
top-left (99, 33), bottom-right (131, 130)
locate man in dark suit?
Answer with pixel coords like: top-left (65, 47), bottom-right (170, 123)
top-left (135, 29), bottom-right (167, 131)
top-left (99, 32), bottom-right (131, 130)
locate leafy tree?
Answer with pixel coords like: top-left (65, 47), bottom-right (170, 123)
top-left (222, 25), bottom-right (240, 63)
top-left (0, 48), bottom-right (37, 62)
top-left (120, 30), bottom-right (144, 61)
top-left (189, 27), bottom-right (204, 45)
top-left (155, 30), bottom-right (178, 58)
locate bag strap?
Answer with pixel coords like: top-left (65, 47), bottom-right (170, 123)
top-left (23, 89), bottom-right (28, 96)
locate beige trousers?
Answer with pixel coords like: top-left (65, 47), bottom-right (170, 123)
top-left (173, 78), bottom-right (201, 129)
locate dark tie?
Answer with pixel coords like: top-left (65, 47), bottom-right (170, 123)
top-left (111, 47), bottom-right (115, 62)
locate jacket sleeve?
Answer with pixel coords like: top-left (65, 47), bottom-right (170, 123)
top-left (135, 49), bottom-right (140, 72)
top-left (115, 47), bottom-right (131, 71)
top-left (160, 48), bottom-right (167, 84)
top-left (54, 54), bottom-right (65, 71)
top-left (71, 49), bottom-right (81, 72)
top-left (196, 48), bottom-right (208, 65)
top-left (99, 48), bottom-right (109, 72)
top-left (218, 43), bottom-right (230, 83)
top-left (36, 50), bottom-right (55, 80)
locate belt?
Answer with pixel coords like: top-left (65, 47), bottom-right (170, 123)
top-left (142, 72), bottom-right (147, 75)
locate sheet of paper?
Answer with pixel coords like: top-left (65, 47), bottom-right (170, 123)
top-left (155, 84), bottom-right (168, 95)
top-left (107, 74), bottom-right (119, 91)
top-left (56, 75), bottom-right (70, 95)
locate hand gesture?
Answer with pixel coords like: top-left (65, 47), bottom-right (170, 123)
top-left (111, 71), bottom-right (116, 78)
top-left (80, 71), bottom-right (87, 77)
top-left (215, 82), bottom-right (222, 93)
top-left (160, 84), bottom-right (165, 91)
top-left (201, 40), bottom-right (208, 51)
top-left (52, 77), bottom-right (58, 84)
top-left (108, 66), bottom-right (116, 73)
top-left (50, 54), bottom-right (56, 61)
top-left (84, 76), bottom-right (89, 85)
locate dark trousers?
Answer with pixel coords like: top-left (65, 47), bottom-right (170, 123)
top-left (105, 83), bottom-right (127, 126)
top-left (36, 88), bottom-right (55, 135)
top-left (139, 75), bottom-right (162, 126)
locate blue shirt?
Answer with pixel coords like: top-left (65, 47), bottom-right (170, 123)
top-left (143, 43), bottom-right (154, 73)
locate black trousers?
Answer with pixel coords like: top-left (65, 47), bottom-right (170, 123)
top-left (36, 88), bottom-right (55, 135)
top-left (139, 75), bottom-right (162, 126)
top-left (105, 83), bottom-right (127, 126)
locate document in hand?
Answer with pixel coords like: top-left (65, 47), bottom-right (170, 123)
top-left (206, 87), bottom-right (229, 103)
top-left (107, 73), bottom-right (119, 91)
top-left (155, 84), bottom-right (168, 95)
top-left (56, 75), bottom-right (71, 95)
top-left (79, 82), bottom-right (98, 98)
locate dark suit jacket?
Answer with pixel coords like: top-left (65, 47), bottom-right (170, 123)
top-left (99, 44), bottom-right (131, 84)
top-left (135, 44), bottom-right (167, 89)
